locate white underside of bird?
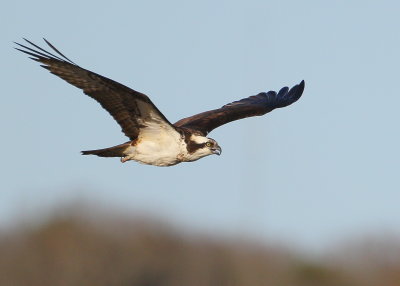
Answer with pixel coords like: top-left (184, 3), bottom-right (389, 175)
top-left (121, 121), bottom-right (214, 166)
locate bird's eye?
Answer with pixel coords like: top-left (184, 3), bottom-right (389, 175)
top-left (206, 142), bottom-right (212, 147)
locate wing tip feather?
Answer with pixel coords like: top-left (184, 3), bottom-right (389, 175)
top-left (298, 80), bottom-right (305, 93)
top-left (280, 80), bottom-right (305, 106)
top-left (293, 79), bottom-right (305, 101)
top-left (14, 38), bottom-right (75, 64)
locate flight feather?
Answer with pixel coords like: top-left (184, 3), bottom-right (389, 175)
top-left (15, 38), bottom-right (172, 140)
top-left (174, 80), bottom-right (305, 135)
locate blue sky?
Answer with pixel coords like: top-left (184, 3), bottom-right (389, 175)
top-left (1, 0), bottom-right (399, 251)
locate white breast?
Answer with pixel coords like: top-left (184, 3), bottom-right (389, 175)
top-left (128, 121), bottom-right (184, 166)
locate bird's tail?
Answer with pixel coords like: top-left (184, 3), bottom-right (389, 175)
top-left (81, 142), bottom-right (132, 158)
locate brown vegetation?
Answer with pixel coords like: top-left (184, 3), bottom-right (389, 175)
top-left (0, 211), bottom-right (399, 286)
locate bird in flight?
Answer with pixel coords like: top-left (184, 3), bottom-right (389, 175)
top-left (15, 39), bottom-right (305, 167)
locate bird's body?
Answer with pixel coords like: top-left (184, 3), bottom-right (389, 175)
top-left (16, 39), bottom-right (304, 167)
top-left (83, 130), bottom-right (219, 166)
top-left (122, 120), bottom-right (186, 166)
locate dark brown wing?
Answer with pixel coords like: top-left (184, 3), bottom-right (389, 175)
top-left (15, 38), bottom-right (172, 140)
top-left (174, 81), bottom-right (304, 135)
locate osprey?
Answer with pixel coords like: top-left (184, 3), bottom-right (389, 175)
top-left (15, 39), bottom-right (305, 167)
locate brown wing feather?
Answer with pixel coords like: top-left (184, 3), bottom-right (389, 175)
top-left (174, 81), bottom-right (305, 135)
top-left (15, 39), bottom-right (172, 140)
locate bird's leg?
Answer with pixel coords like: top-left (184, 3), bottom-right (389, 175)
top-left (120, 156), bottom-right (129, 163)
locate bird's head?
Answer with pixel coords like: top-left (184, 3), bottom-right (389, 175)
top-left (185, 135), bottom-right (222, 161)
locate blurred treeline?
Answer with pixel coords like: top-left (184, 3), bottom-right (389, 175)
top-left (0, 209), bottom-right (399, 286)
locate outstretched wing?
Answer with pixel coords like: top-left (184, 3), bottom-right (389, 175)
top-left (15, 38), bottom-right (173, 140)
top-left (174, 80), bottom-right (305, 135)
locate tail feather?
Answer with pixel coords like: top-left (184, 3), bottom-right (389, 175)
top-left (81, 142), bottom-right (131, 158)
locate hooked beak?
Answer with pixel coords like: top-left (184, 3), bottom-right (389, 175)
top-left (212, 145), bottom-right (222, 156)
